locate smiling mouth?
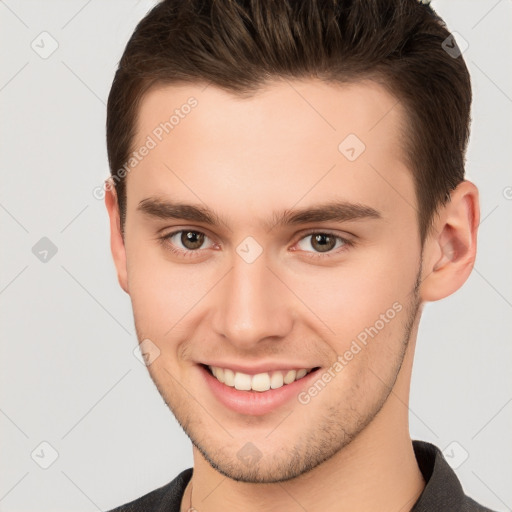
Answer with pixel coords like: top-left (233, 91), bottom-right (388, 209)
top-left (201, 364), bottom-right (321, 392)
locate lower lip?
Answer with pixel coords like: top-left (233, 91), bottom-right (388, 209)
top-left (199, 364), bottom-right (321, 416)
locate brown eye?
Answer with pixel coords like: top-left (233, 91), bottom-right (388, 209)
top-left (310, 233), bottom-right (337, 253)
top-left (161, 230), bottom-right (214, 256)
top-left (180, 231), bottom-right (205, 250)
top-left (295, 231), bottom-right (350, 257)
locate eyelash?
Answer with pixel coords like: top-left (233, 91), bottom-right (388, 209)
top-left (158, 229), bottom-right (354, 260)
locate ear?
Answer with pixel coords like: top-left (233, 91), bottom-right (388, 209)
top-left (419, 180), bottom-right (480, 302)
top-left (104, 180), bottom-right (129, 294)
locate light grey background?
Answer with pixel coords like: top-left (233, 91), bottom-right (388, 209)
top-left (0, 1), bottom-right (511, 511)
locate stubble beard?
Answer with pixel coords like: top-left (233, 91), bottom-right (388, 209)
top-left (137, 266), bottom-right (423, 484)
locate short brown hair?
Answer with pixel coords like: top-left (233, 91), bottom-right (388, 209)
top-left (106, 0), bottom-right (471, 242)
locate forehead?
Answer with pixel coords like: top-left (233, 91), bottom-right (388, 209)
top-left (134, 78), bottom-right (405, 152)
top-left (127, 79), bottom-right (415, 231)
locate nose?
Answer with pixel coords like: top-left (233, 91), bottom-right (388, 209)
top-left (211, 253), bottom-right (294, 349)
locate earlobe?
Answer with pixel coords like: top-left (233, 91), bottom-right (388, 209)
top-left (104, 180), bottom-right (129, 294)
top-left (419, 181), bottom-right (480, 302)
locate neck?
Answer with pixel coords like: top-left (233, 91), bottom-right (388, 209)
top-left (184, 430), bottom-right (424, 512)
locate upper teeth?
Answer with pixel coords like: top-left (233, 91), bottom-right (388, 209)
top-left (208, 366), bottom-right (313, 392)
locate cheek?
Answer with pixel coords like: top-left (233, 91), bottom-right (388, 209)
top-left (126, 243), bottom-right (185, 330)
top-left (300, 263), bottom-right (411, 315)
top-left (282, 248), bottom-right (417, 353)
top-left (126, 240), bottom-right (221, 341)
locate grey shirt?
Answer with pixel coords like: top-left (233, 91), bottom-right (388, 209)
top-left (107, 440), bottom-right (497, 511)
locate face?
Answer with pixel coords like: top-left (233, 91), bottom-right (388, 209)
top-left (115, 79), bottom-right (424, 483)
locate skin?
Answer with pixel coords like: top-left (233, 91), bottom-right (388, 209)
top-left (105, 79), bottom-right (479, 512)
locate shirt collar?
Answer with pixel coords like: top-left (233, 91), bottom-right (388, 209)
top-left (410, 439), bottom-right (467, 511)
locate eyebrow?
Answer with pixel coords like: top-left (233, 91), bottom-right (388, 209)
top-left (137, 197), bottom-right (382, 231)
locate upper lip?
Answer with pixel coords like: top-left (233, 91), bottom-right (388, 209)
top-left (200, 361), bottom-right (320, 375)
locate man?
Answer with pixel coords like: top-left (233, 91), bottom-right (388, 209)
top-left (104, 0), bottom-right (495, 510)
